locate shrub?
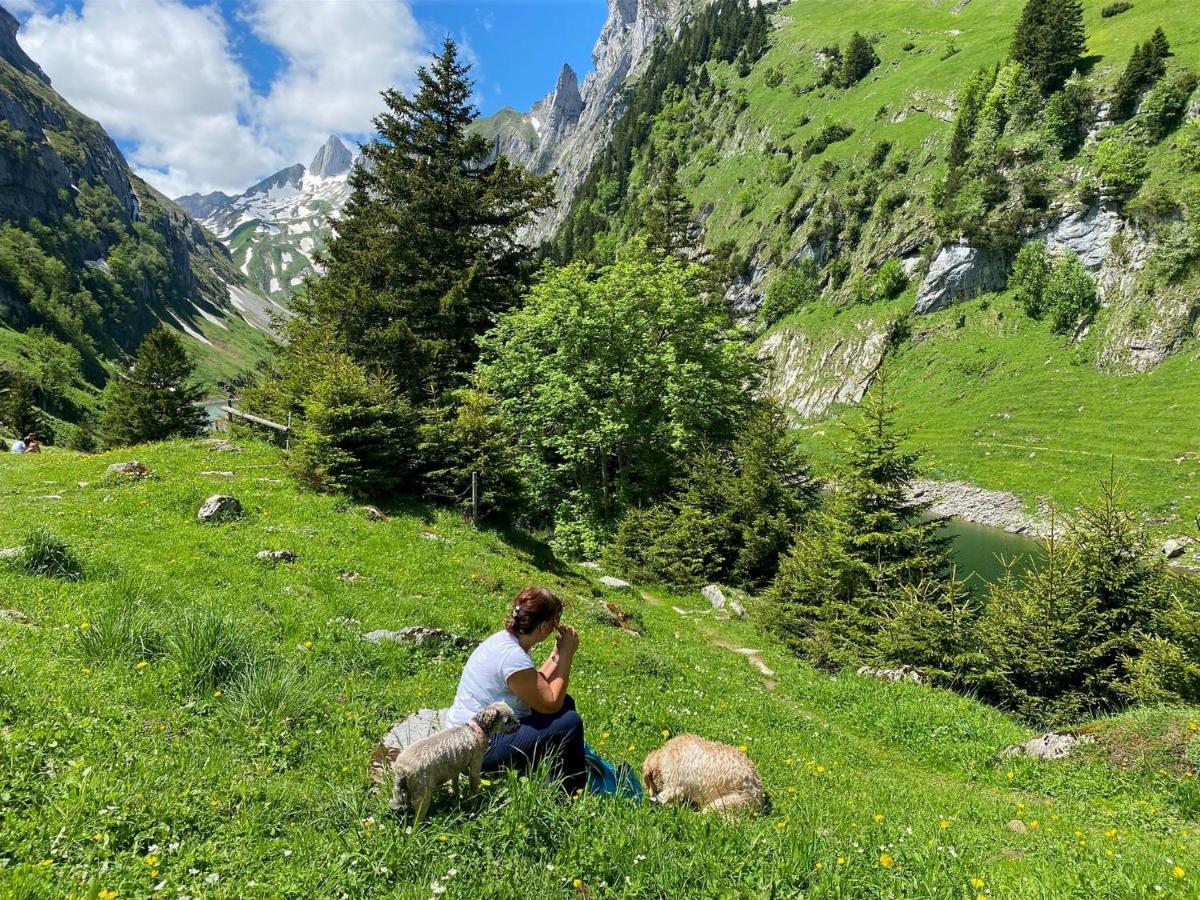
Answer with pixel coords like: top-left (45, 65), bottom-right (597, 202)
top-left (1179, 122), bottom-right (1200, 173)
top-left (1100, 1), bottom-right (1132, 16)
top-left (1139, 69), bottom-right (1199, 143)
top-left (871, 257), bottom-right (909, 302)
top-left (169, 608), bottom-right (255, 696)
top-left (801, 122), bottom-right (855, 161)
top-left (14, 528), bottom-right (82, 580)
top-left (760, 258), bottom-right (819, 324)
top-left (1044, 253), bottom-right (1098, 333)
top-left (1010, 241), bottom-right (1052, 319)
top-left (877, 575), bottom-right (980, 685)
top-left (837, 33), bottom-right (879, 88)
top-left (290, 352), bottom-right (417, 497)
top-left (1091, 137), bottom-right (1147, 200)
top-left (1043, 81), bottom-right (1092, 157)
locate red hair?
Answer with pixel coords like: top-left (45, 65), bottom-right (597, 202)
top-left (506, 587), bottom-right (563, 635)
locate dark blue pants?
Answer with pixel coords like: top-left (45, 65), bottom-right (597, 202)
top-left (483, 694), bottom-right (587, 795)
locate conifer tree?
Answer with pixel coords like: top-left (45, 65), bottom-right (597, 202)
top-left (288, 39), bottom-right (553, 407)
top-left (1112, 30), bottom-right (1171, 120)
top-left (1009, 0), bottom-right (1086, 94)
top-left (1150, 27), bottom-right (1171, 63)
top-left (0, 367), bottom-right (43, 439)
top-left (99, 327), bottom-right (206, 448)
top-left (642, 159), bottom-right (693, 257)
top-left (838, 32), bottom-right (880, 87)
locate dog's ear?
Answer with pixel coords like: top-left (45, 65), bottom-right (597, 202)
top-left (643, 753), bottom-right (660, 796)
top-left (474, 704), bottom-right (499, 734)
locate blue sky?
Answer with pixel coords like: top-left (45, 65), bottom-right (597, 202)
top-left (12, 0), bottom-right (608, 196)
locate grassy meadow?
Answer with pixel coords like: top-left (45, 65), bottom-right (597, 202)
top-left (3, 441), bottom-right (1200, 897)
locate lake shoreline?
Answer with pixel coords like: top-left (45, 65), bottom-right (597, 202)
top-left (909, 478), bottom-right (1054, 539)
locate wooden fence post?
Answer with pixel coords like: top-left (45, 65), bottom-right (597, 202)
top-left (471, 470), bottom-right (479, 524)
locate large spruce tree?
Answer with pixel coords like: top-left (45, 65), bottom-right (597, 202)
top-left (1009, 0), bottom-right (1086, 95)
top-left (99, 327), bottom-right (207, 448)
top-left (288, 39), bottom-right (553, 406)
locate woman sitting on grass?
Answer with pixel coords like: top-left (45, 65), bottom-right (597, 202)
top-left (444, 586), bottom-right (586, 795)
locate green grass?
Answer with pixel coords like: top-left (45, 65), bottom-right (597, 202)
top-left (4, 441), bottom-right (1200, 896)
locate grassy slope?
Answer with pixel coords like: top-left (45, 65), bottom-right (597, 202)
top-left (4, 443), bottom-right (1200, 896)
top-left (672, 0), bottom-right (1200, 525)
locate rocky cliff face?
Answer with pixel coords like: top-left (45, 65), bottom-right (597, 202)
top-left (474, 0), bottom-right (691, 241)
top-left (176, 135), bottom-right (357, 304)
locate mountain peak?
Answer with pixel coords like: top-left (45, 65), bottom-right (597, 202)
top-left (0, 6), bottom-right (51, 85)
top-left (309, 135), bottom-right (353, 179)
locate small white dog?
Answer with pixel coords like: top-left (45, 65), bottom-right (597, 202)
top-left (643, 734), bottom-right (765, 815)
top-left (389, 701), bottom-right (520, 822)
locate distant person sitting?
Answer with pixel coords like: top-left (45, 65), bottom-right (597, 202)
top-left (10, 436), bottom-right (27, 453)
top-left (25, 434), bottom-right (41, 453)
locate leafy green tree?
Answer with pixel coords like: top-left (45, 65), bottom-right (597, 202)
top-left (1043, 80), bottom-right (1093, 156)
top-left (1011, 240), bottom-right (1052, 319)
top-left (477, 240), bottom-right (757, 555)
top-left (287, 39), bottom-right (553, 407)
top-left (837, 33), bottom-right (879, 88)
top-left (1091, 136), bottom-right (1147, 200)
top-left (1044, 253), bottom-right (1097, 333)
top-left (289, 353), bottom-right (417, 497)
top-left (99, 327), bottom-right (206, 448)
top-left (1009, 0), bottom-right (1086, 95)
top-left (1139, 69), bottom-right (1199, 143)
top-left (0, 365), bottom-right (43, 439)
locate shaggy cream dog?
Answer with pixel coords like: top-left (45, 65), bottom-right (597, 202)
top-left (389, 702), bottom-right (520, 822)
top-left (643, 734), bottom-right (764, 814)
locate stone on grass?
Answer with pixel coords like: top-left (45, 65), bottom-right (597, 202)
top-left (1007, 819), bottom-right (1028, 835)
top-left (255, 549), bottom-right (297, 563)
top-left (579, 561), bottom-right (602, 571)
top-left (702, 584), bottom-right (727, 609)
top-left (857, 665), bottom-right (925, 684)
top-left (199, 470), bottom-right (235, 478)
top-left (369, 708), bottom-right (449, 785)
top-left (1162, 537), bottom-right (1191, 559)
top-left (599, 576), bottom-right (631, 591)
top-left (0, 547), bottom-right (23, 561)
top-left (198, 495), bottom-right (242, 523)
top-left (362, 505), bottom-right (388, 522)
top-left (0, 608), bottom-right (32, 625)
top-left (208, 440), bottom-right (241, 453)
top-left (1000, 732), bottom-right (1095, 761)
top-left (420, 531), bottom-right (449, 543)
top-left (363, 626), bottom-right (475, 650)
top-left (105, 461), bottom-right (150, 479)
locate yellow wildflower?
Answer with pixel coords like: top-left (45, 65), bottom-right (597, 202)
top-left (438, 834), bottom-right (448, 842)
top-left (144, 854), bottom-right (159, 866)
top-left (939, 820), bottom-right (950, 830)
top-left (970, 878), bottom-right (985, 889)
top-left (873, 814), bottom-right (884, 823)
top-left (836, 857), bottom-right (846, 865)
top-left (1174, 866), bottom-right (1186, 879)
top-left (628, 744), bottom-right (636, 752)
top-left (879, 854), bottom-right (894, 868)
top-left (1006, 770), bottom-right (1014, 780)
top-left (212, 690), bottom-right (222, 698)
top-left (572, 879), bottom-right (584, 890)
top-left (662, 729), bottom-right (670, 738)
top-left (738, 744), bottom-right (748, 753)
top-left (80, 622), bottom-right (90, 630)
top-left (1029, 820), bottom-right (1039, 830)
top-left (135, 660), bottom-right (149, 670)
top-left (99, 891), bottom-right (117, 900)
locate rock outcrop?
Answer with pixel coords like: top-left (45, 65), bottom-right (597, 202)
top-left (600, 575), bottom-right (632, 591)
top-left (1000, 732), bottom-right (1095, 761)
top-left (363, 626), bottom-right (475, 650)
top-left (308, 134), bottom-right (353, 179)
top-left (759, 318), bottom-right (895, 419)
top-left (914, 244), bottom-right (1007, 314)
top-left (908, 479), bottom-right (1053, 537)
top-left (197, 495), bottom-right (242, 523)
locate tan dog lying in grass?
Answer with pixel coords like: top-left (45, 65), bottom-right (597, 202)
top-left (643, 734), bottom-right (765, 814)
top-left (389, 702), bottom-right (520, 823)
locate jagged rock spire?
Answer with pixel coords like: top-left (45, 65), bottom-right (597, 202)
top-left (309, 135), bottom-right (353, 178)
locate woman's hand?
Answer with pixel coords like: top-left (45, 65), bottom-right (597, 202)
top-left (555, 625), bottom-right (580, 656)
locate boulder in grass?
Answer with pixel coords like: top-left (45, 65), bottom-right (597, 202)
top-left (0, 547), bottom-right (23, 561)
top-left (0, 608), bottom-right (33, 625)
top-left (1000, 732), bottom-right (1095, 762)
top-left (1162, 537), bottom-right (1191, 559)
top-left (362, 505), bottom-right (388, 522)
top-left (579, 561), bottom-right (602, 571)
top-left (369, 708), bottom-right (448, 786)
top-left (599, 576), bottom-right (631, 591)
top-left (363, 626), bottom-right (475, 650)
top-left (702, 584), bottom-right (727, 610)
top-left (255, 549), bottom-right (297, 564)
top-left (856, 665), bottom-right (925, 684)
top-left (207, 440), bottom-right (241, 453)
top-left (105, 461), bottom-right (150, 479)
top-left (198, 495), bottom-right (242, 523)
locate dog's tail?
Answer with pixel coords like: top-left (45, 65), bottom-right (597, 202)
top-left (389, 773), bottom-right (410, 813)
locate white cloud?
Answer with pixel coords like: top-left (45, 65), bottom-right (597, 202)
top-left (17, 0), bottom-right (426, 198)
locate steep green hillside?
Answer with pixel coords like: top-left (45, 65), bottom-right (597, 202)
top-left (4, 442), bottom-right (1200, 896)
top-left (545, 0), bottom-right (1200, 523)
top-left (0, 6), bottom-right (273, 436)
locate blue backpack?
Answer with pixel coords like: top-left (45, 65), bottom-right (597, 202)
top-left (584, 742), bottom-right (644, 800)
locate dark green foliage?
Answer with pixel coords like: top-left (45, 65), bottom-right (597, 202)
top-left (801, 122), bottom-right (855, 161)
top-left (552, 0), bottom-right (770, 260)
top-left (760, 258), bottom-right (819, 325)
top-left (1138, 69), bottom-right (1199, 143)
top-left (762, 380), bottom-right (952, 669)
top-left (1009, 0), bottom-right (1086, 95)
top-left (870, 257), bottom-right (908, 302)
top-left (99, 327), bottom-right (206, 448)
top-left (877, 574), bottom-right (981, 685)
top-left (1179, 122), bottom-right (1200, 173)
top-left (837, 33), bottom-right (880, 88)
top-left (289, 353), bottom-right (417, 497)
top-left (419, 386), bottom-right (522, 519)
top-left (609, 405), bottom-right (819, 588)
top-left (0, 365), bottom-right (43, 438)
top-left (13, 528), bottom-right (82, 580)
top-left (287, 39), bottom-right (552, 408)
top-left (641, 161), bottom-right (695, 258)
top-left (1100, 1), bottom-right (1132, 15)
top-left (65, 415), bottom-right (97, 453)
top-left (1112, 33), bottom-right (1171, 121)
top-left (1043, 81), bottom-right (1093, 156)
top-left (974, 479), bottom-right (1179, 726)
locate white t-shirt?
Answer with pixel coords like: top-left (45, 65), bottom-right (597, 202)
top-left (10, 441), bottom-right (26, 454)
top-left (445, 630), bottom-right (535, 727)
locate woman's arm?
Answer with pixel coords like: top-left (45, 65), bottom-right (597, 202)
top-left (507, 626), bottom-right (578, 714)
